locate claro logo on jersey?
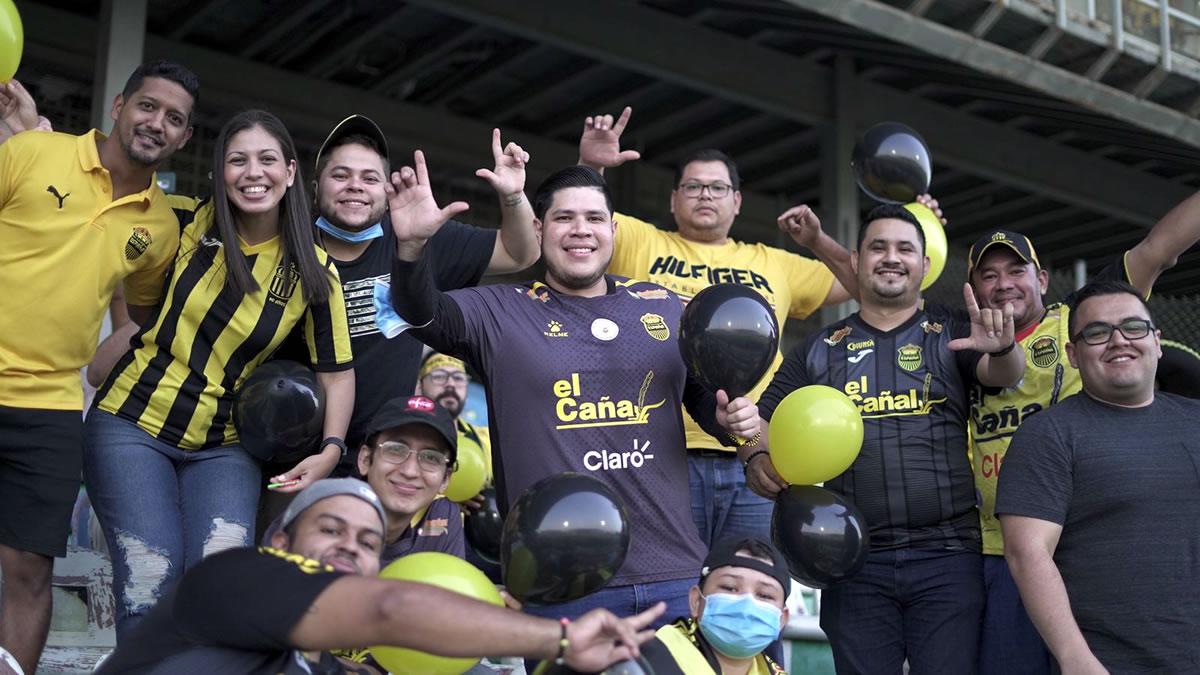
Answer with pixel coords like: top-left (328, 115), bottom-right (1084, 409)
top-left (844, 375), bottom-right (945, 417)
top-left (553, 371), bottom-right (665, 429)
top-left (584, 439), bottom-right (655, 472)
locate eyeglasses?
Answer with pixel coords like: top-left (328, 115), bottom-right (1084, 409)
top-left (678, 182), bottom-right (733, 199)
top-left (1072, 318), bottom-right (1155, 345)
top-left (423, 370), bottom-right (468, 385)
top-left (374, 441), bottom-right (452, 472)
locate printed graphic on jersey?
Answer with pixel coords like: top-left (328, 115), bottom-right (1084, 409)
top-left (591, 318), bottom-right (619, 341)
top-left (921, 320), bottom-right (943, 334)
top-left (544, 320), bottom-right (569, 338)
top-left (257, 546), bottom-right (333, 574)
top-left (647, 256), bottom-right (774, 292)
top-left (584, 438), bottom-right (656, 472)
top-left (897, 343), bottom-right (923, 372)
top-left (627, 288), bottom-right (670, 300)
top-left (824, 326), bottom-right (852, 346)
top-left (640, 313), bottom-right (669, 341)
top-left (848, 349), bottom-right (873, 364)
top-left (1029, 335), bottom-right (1060, 368)
top-left (844, 374), bottom-right (945, 417)
top-left (553, 371), bottom-right (664, 429)
top-left (347, 274), bottom-right (386, 338)
top-left (125, 226), bottom-right (152, 261)
top-left (267, 264), bottom-right (300, 306)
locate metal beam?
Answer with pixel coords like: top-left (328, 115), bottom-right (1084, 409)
top-left (409, 0), bottom-right (1191, 226)
top-left (306, 6), bottom-right (422, 79)
top-left (167, 0), bottom-right (227, 41)
top-left (783, 0), bottom-right (1200, 149)
top-left (239, 0), bottom-right (329, 60)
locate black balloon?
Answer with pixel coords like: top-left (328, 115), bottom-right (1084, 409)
top-left (851, 122), bottom-right (932, 204)
top-left (465, 487), bottom-right (504, 565)
top-left (678, 284), bottom-right (779, 398)
top-left (502, 473), bottom-right (630, 605)
top-left (532, 656), bottom-right (655, 674)
top-left (771, 485), bottom-right (868, 589)
top-left (233, 360), bottom-right (325, 464)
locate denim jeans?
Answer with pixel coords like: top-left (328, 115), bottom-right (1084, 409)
top-left (980, 554), bottom-right (1051, 675)
top-left (820, 547), bottom-right (984, 675)
top-left (687, 452), bottom-right (774, 548)
top-left (82, 409), bottom-right (260, 640)
top-left (520, 577), bottom-right (694, 671)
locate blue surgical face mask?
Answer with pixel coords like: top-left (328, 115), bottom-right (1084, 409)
top-left (697, 592), bottom-right (783, 659)
top-left (315, 216), bottom-right (384, 243)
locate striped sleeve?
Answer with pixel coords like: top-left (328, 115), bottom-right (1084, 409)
top-left (304, 255), bottom-right (354, 371)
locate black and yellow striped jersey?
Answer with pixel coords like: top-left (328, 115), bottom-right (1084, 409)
top-left (96, 200), bottom-right (352, 450)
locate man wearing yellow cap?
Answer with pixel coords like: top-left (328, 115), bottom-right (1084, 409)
top-left (417, 351), bottom-right (493, 484)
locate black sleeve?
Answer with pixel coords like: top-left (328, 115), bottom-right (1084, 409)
top-left (994, 413), bottom-right (1073, 524)
top-left (388, 247), bottom-right (470, 355)
top-left (682, 374), bottom-right (736, 447)
top-left (427, 219), bottom-right (498, 290)
top-left (172, 548), bottom-right (344, 650)
top-left (758, 339), bottom-right (814, 421)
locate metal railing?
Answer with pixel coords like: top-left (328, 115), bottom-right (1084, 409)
top-left (1059, 0), bottom-right (1200, 69)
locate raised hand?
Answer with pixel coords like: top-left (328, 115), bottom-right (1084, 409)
top-left (948, 283), bottom-right (1015, 353)
top-left (915, 193), bottom-right (948, 226)
top-left (269, 449), bottom-right (341, 493)
top-left (386, 150), bottom-right (470, 245)
top-left (777, 204), bottom-right (823, 249)
top-left (578, 106), bottom-right (641, 171)
top-left (0, 80), bottom-right (39, 134)
top-left (564, 603), bottom-right (663, 671)
top-left (475, 128), bottom-right (529, 199)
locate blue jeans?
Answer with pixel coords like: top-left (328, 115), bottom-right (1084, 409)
top-left (820, 547), bottom-right (984, 675)
top-left (980, 554), bottom-right (1051, 675)
top-left (521, 577), bottom-right (694, 671)
top-left (82, 410), bottom-right (260, 640)
top-left (688, 452), bottom-right (773, 548)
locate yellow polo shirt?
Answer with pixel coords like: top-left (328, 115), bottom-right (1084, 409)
top-left (0, 130), bottom-right (178, 410)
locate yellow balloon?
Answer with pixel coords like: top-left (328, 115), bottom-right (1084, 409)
top-left (0, 1), bottom-right (22, 82)
top-left (444, 437), bottom-right (487, 502)
top-left (904, 202), bottom-right (947, 290)
top-left (767, 385), bottom-right (864, 485)
top-left (371, 552), bottom-right (503, 674)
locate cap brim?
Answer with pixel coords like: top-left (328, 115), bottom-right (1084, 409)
top-left (970, 240), bottom-right (1033, 272)
top-left (316, 115), bottom-right (389, 169)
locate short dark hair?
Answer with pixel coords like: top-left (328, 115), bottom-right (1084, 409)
top-left (674, 148), bottom-right (741, 191)
top-left (1067, 280), bottom-right (1151, 336)
top-left (314, 132), bottom-right (389, 179)
top-left (858, 204), bottom-right (925, 252)
top-left (533, 166), bottom-right (613, 220)
top-left (121, 60), bottom-right (200, 117)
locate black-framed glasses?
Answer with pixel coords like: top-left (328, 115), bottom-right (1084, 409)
top-left (423, 370), bottom-right (468, 385)
top-left (374, 441), bottom-right (451, 472)
top-left (678, 181), bottom-right (733, 199)
top-left (1072, 318), bottom-right (1155, 345)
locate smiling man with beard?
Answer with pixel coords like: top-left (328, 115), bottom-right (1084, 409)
top-left (417, 352), bottom-right (492, 483)
top-left (743, 204), bottom-right (1025, 674)
top-left (0, 60), bottom-right (198, 674)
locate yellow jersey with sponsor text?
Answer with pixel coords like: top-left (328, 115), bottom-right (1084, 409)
top-left (0, 130), bottom-right (178, 410)
top-left (972, 303), bottom-right (1080, 555)
top-left (609, 213), bottom-right (834, 451)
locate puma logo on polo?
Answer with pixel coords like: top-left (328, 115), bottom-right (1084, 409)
top-left (47, 185), bottom-right (69, 209)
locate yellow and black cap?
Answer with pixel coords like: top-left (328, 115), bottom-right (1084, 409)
top-left (968, 229), bottom-right (1042, 275)
top-left (315, 114), bottom-right (389, 170)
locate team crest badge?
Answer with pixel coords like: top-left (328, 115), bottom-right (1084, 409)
top-left (268, 264), bottom-right (300, 305)
top-left (1029, 335), bottom-right (1059, 368)
top-left (824, 326), bottom-right (852, 346)
top-left (897, 343), bottom-right (923, 372)
top-left (124, 227), bottom-right (152, 260)
top-left (640, 313), bottom-right (670, 341)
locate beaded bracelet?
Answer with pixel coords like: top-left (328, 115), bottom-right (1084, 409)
top-left (555, 617), bottom-right (570, 665)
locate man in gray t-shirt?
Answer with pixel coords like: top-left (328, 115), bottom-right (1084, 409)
top-left (997, 280), bottom-right (1200, 673)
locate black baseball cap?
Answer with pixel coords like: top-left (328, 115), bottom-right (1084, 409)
top-left (700, 536), bottom-right (791, 600)
top-left (315, 114), bottom-right (389, 171)
top-left (968, 229), bottom-right (1042, 275)
top-left (1159, 339), bottom-right (1200, 399)
top-left (363, 396), bottom-right (457, 461)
